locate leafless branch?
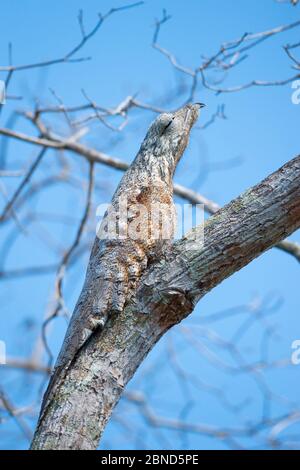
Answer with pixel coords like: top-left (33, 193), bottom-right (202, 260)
top-left (42, 162), bottom-right (95, 366)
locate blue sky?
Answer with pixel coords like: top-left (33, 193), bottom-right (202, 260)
top-left (0, 0), bottom-right (300, 450)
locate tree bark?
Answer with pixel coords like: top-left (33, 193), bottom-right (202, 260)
top-left (31, 155), bottom-right (300, 450)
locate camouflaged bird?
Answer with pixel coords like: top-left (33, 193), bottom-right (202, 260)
top-left (40, 103), bottom-right (204, 417)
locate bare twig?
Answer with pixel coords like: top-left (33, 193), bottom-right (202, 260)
top-left (152, 11), bottom-right (300, 97)
top-left (0, 387), bottom-right (33, 440)
top-left (0, 148), bottom-right (47, 222)
top-left (42, 162), bottom-right (95, 366)
top-left (0, 2), bottom-right (144, 74)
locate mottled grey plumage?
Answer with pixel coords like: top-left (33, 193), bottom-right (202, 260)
top-left (40, 103), bottom-right (203, 418)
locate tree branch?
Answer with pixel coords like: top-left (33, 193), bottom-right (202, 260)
top-left (31, 155), bottom-right (300, 450)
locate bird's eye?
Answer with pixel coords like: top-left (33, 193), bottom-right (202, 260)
top-left (163, 118), bottom-right (174, 133)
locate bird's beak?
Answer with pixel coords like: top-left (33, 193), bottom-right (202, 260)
top-left (195, 102), bottom-right (206, 108)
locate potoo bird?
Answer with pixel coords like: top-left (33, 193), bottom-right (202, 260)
top-left (40, 103), bottom-right (204, 417)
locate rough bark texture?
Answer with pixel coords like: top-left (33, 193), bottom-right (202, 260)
top-left (31, 127), bottom-right (300, 448)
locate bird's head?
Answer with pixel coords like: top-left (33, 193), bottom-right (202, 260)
top-left (140, 103), bottom-right (205, 168)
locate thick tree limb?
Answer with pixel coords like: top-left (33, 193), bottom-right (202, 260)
top-left (31, 155), bottom-right (300, 450)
